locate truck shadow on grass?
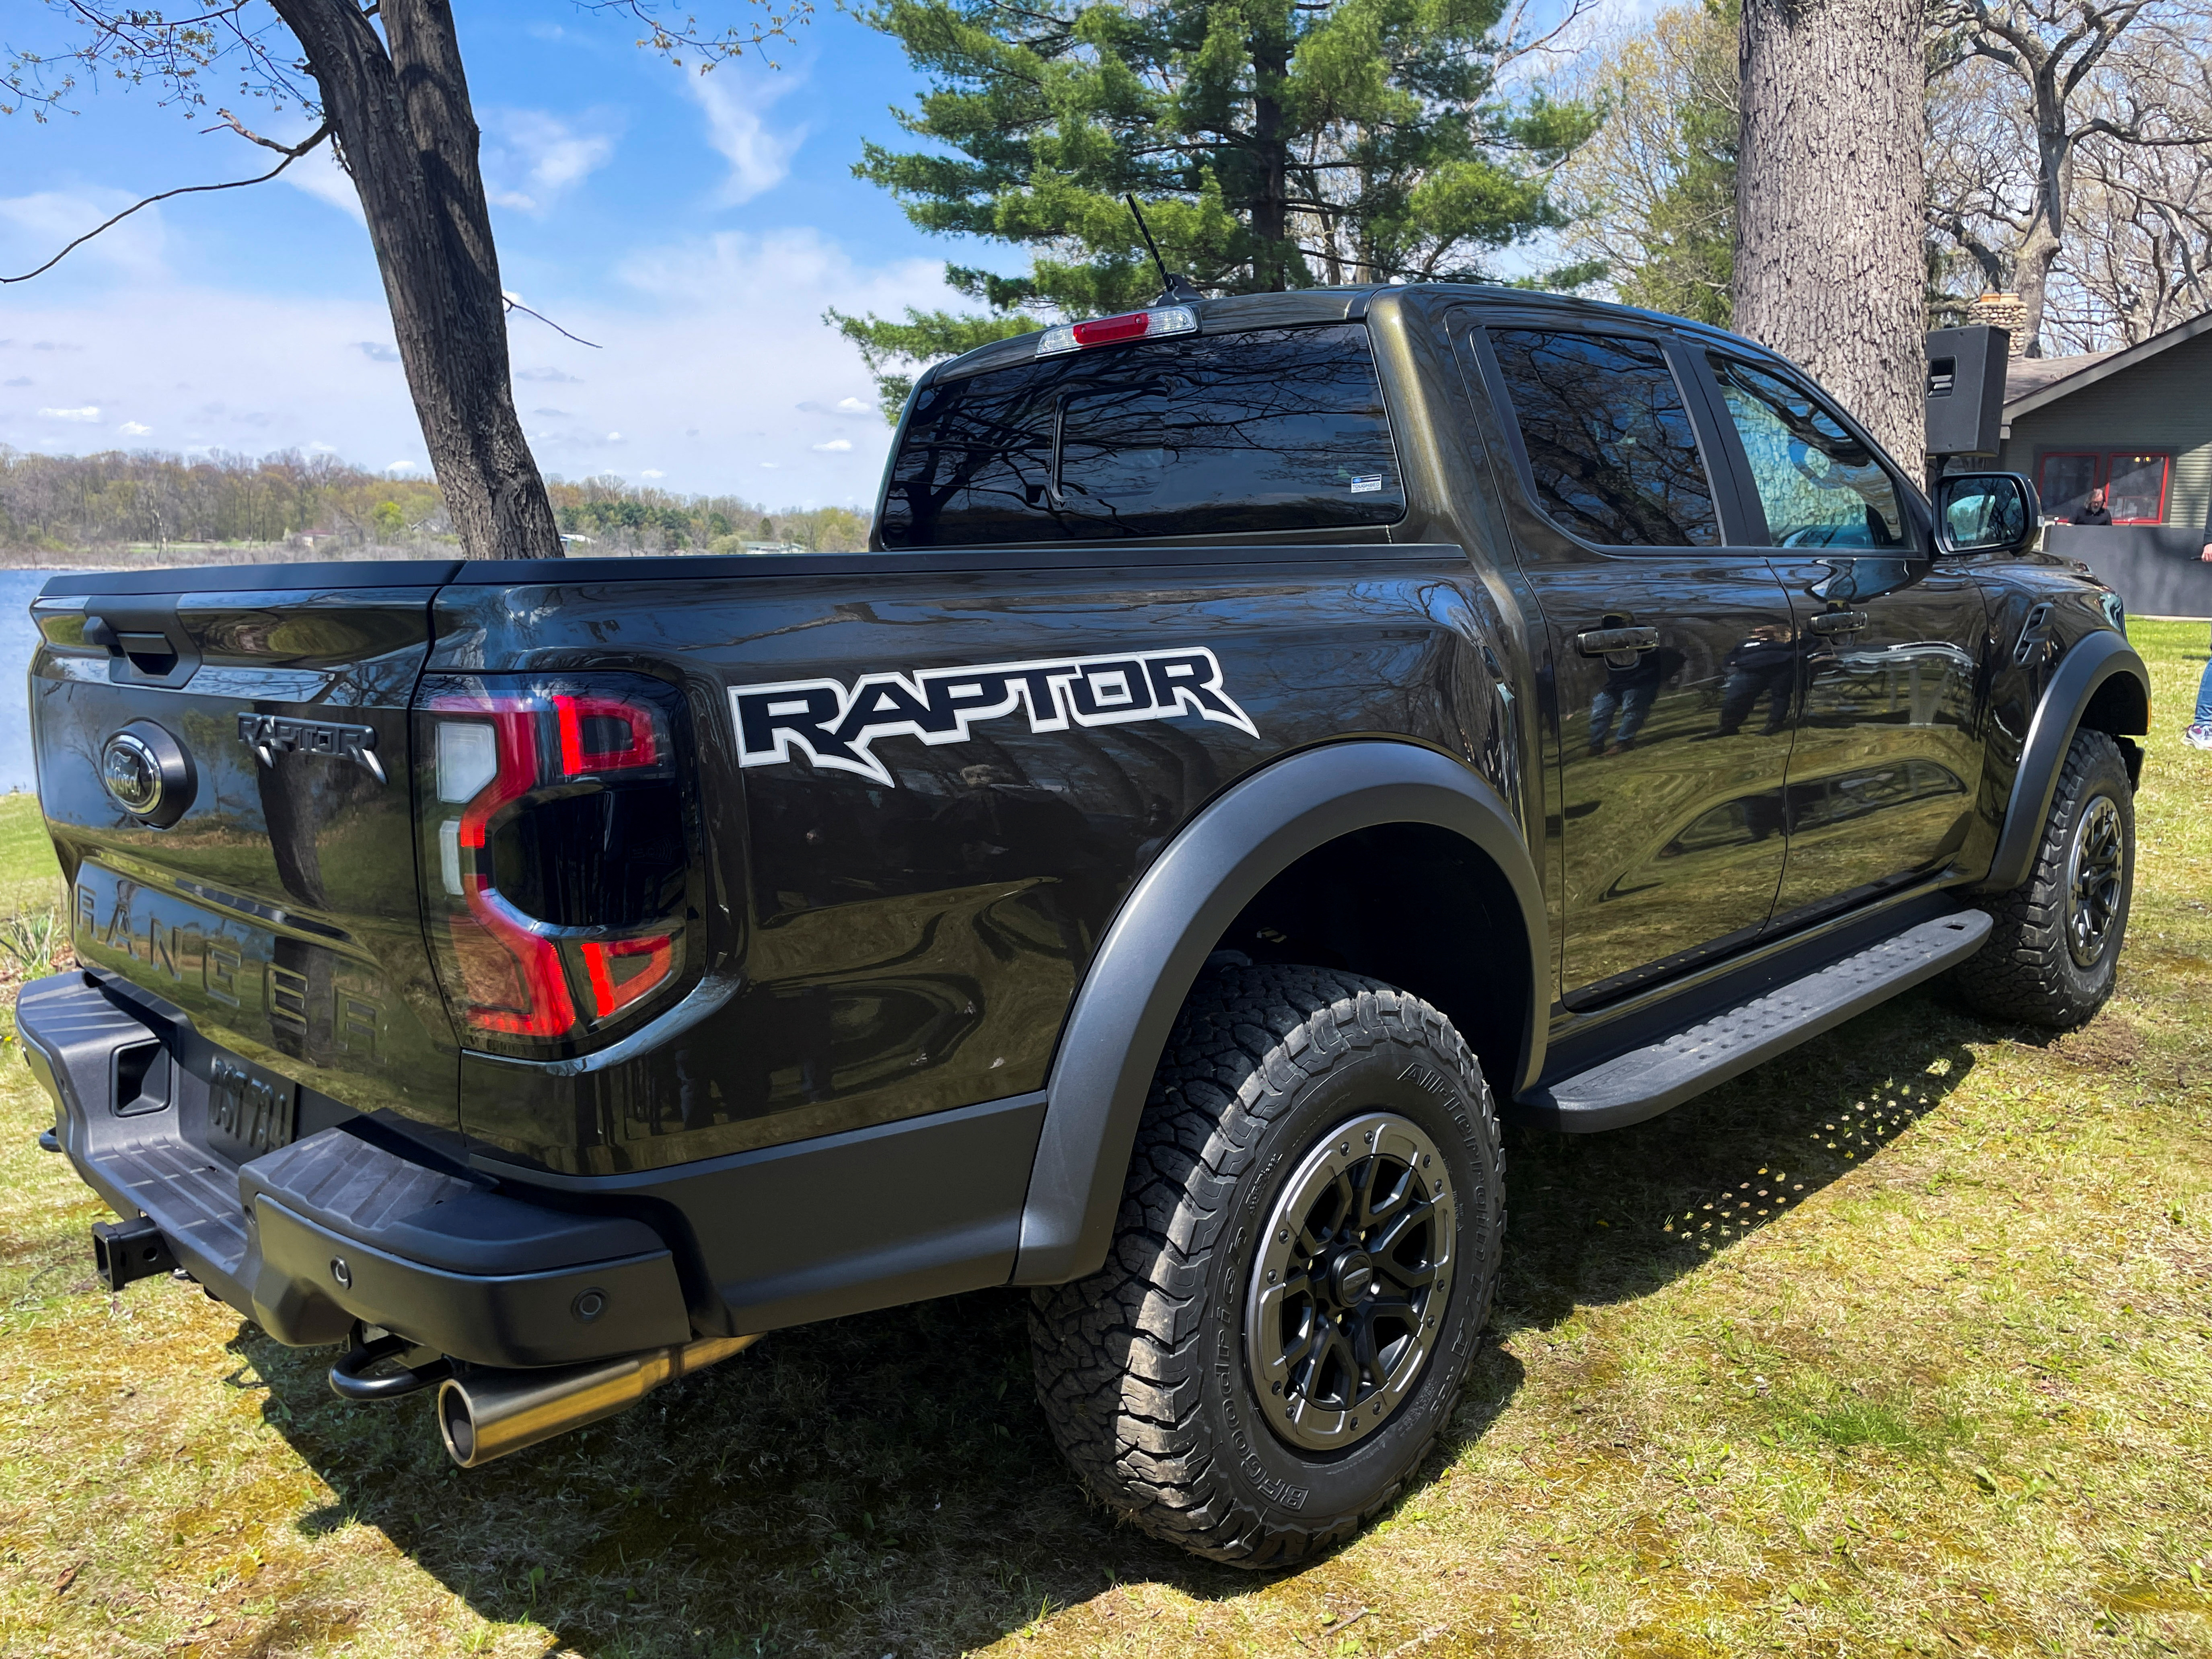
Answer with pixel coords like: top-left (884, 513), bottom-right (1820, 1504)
top-left (239, 987), bottom-right (1982, 1659)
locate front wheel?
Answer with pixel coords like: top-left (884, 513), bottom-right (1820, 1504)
top-left (1954, 728), bottom-right (2136, 1028)
top-left (1027, 963), bottom-right (1504, 1566)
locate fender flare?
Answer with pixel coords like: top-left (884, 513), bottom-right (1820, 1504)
top-left (1976, 630), bottom-right (2150, 895)
top-left (1010, 739), bottom-right (1548, 1286)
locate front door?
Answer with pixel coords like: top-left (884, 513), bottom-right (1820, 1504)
top-left (1698, 352), bottom-right (1989, 928)
top-left (1464, 323), bottom-right (1800, 1007)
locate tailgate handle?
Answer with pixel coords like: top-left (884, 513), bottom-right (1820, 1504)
top-left (114, 632), bottom-right (181, 676)
top-left (83, 607), bottom-right (198, 686)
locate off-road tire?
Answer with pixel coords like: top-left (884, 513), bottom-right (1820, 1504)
top-left (1953, 728), bottom-right (2135, 1029)
top-left (1027, 962), bottom-right (1505, 1566)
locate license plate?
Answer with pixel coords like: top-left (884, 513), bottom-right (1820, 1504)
top-left (204, 1056), bottom-right (298, 1160)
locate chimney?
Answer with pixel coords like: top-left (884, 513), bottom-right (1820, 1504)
top-left (1965, 292), bottom-right (2030, 356)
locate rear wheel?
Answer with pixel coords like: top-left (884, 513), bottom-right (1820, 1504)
top-left (1954, 728), bottom-right (2135, 1029)
top-left (1027, 962), bottom-right (1504, 1566)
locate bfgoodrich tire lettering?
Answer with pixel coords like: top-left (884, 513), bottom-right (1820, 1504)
top-left (1028, 963), bottom-right (1505, 1566)
top-left (1955, 728), bottom-right (2136, 1029)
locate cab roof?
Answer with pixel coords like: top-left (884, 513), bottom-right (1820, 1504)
top-left (918, 283), bottom-right (1761, 389)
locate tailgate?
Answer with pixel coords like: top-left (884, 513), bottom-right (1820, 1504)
top-left (31, 565), bottom-right (463, 1141)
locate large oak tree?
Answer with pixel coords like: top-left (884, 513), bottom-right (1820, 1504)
top-left (1734, 0), bottom-right (1927, 467)
top-left (4, 0), bottom-right (800, 560)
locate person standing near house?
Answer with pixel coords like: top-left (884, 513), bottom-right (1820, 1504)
top-left (2070, 487), bottom-right (2114, 526)
top-left (2189, 541), bottom-right (2212, 750)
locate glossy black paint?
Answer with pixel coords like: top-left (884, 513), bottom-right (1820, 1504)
top-left (31, 586), bottom-right (463, 1137)
top-left (24, 283), bottom-right (2151, 1347)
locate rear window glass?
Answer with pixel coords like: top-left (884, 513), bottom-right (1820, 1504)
top-left (878, 323), bottom-right (1405, 546)
top-left (1486, 328), bottom-right (1721, 547)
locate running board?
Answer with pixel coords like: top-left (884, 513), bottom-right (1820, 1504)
top-left (1517, 910), bottom-right (1992, 1132)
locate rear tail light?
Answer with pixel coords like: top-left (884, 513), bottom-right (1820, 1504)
top-left (1036, 305), bottom-right (1197, 356)
top-left (415, 673), bottom-right (696, 1057)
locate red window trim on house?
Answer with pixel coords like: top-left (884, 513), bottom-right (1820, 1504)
top-left (2035, 448), bottom-right (2173, 524)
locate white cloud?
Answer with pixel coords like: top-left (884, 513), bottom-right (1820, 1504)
top-left (811, 438), bottom-right (853, 452)
top-left (686, 69), bottom-right (804, 205)
top-left (118, 421), bottom-right (151, 435)
top-left (485, 109), bottom-right (619, 215)
top-left (0, 228), bottom-right (950, 502)
top-left (835, 396), bottom-right (871, 415)
top-left (39, 406), bottom-right (101, 421)
top-left (0, 189), bottom-right (166, 279)
top-left (280, 141), bottom-right (368, 225)
top-left (641, 468), bottom-right (665, 478)
top-left (385, 460), bottom-right (419, 473)
top-left (356, 342), bottom-right (400, 363)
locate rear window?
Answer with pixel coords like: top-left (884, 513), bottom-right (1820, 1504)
top-left (878, 323), bottom-right (1405, 546)
top-left (1486, 328), bottom-right (1721, 548)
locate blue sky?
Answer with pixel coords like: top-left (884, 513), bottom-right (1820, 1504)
top-left (0, 1), bottom-right (1014, 506)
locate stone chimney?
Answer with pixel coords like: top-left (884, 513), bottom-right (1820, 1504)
top-left (1965, 292), bottom-right (2030, 356)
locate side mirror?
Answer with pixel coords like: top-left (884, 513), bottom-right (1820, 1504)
top-left (1934, 472), bottom-right (2040, 557)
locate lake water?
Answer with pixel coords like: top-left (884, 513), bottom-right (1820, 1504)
top-left (1, 570), bottom-right (64, 796)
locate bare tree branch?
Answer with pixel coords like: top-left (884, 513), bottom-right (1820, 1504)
top-left (0, 122), bottom-right (330, 284)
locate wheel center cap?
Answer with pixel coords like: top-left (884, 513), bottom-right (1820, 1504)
top-left (1329, 1250), bottom-right (1375, 1306)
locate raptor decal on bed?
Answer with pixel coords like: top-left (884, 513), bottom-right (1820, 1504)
top-left (731, 648), bottom-right (1258, 786)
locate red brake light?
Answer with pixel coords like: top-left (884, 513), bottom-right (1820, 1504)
top-left (555, 693), bottom-right (658, 776)
top-left (581, 934), bottom-right (674, 1019)
top-left (1037, 304), bottom-right (1198, 356)
top-left (418, 674), bottom-right (693, 1057)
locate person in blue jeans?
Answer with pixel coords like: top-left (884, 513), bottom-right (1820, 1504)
top-left (2192, 543), bottom-right (2212, 751)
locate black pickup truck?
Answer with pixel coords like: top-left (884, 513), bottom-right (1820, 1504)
top-left (22, 285), bottom-right (2148, 1566)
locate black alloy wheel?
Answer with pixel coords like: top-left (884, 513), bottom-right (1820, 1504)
top-left (1247, 1112), bottom-right (1454, 1452)
top-left (2064, 792), bottom-right (2125, 969)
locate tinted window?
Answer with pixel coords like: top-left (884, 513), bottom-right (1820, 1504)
top-left (1708, 355), bottom-right (1906, 549)
top-left (880, 324), bottom-right (1404, 546)
top-left (1487, 329), bottom-right (1720, 547)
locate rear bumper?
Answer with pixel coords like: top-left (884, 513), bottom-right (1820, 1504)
top-left (18, 971), bottom-right (692, 1368)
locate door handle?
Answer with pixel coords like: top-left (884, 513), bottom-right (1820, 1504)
top-left (1575, 626), bottom-right (1660, 657)
top-left (1807, 611), bottom-right (1869, 636)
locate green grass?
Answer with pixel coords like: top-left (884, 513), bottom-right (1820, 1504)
top-left (0, 624), bottom-right (2208, 1657)
top-left (0, 792), bottom-right (63, 923)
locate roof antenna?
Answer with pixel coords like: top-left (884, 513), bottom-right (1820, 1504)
top-left (1127, 194), bottom-right (1203, 306)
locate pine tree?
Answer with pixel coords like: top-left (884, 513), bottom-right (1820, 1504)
top-left (829, 0), bottom-right (1598, 418)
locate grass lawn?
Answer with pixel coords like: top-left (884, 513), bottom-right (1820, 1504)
top-left (0, 624), bottom-right (2207, 1658)
top-left (0, 792), bottom-right (63, 923)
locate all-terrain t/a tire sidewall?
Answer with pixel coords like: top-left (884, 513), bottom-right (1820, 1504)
top-left (1958, 729), bottom-right (2136, 1029)
top-left (2048, 755), bottom-right (2134, 1018)
top-left (1186, 993), bottom-right (1502, 1545)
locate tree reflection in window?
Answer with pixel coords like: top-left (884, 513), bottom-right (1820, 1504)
top-left (880, 324), bottom-right (1405, 546)
top-left (1487, 329), bottom-right (1720, 547)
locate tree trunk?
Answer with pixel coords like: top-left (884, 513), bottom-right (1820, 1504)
top-left (1735, 0), bottom-right (1926, 468)
top-left (1249, 31), bottom-right (1291, 292)
top-left (269, 0), bottom-right (563, 561)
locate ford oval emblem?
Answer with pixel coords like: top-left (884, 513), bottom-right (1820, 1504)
top-left (100, 723), bottom-right (195, 828)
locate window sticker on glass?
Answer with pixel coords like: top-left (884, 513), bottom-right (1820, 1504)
top-left (1350, 475), bottom-right (1384, 494)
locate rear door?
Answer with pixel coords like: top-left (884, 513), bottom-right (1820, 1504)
top-left (1460, 319), bottom-right (1800, 1007)
top-left (31, 569), bottom-right (462, 1147)
top-left (1695, 352), bottom-right (1989, 927)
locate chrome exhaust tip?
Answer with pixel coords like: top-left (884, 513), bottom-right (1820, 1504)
top-left (436, 1334), bottom-right (758, 1468)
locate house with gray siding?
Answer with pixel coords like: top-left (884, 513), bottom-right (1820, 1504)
top-left (1993, 310), bottom-right (2212, 617)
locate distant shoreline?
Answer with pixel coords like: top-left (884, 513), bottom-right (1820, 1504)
top-left (0, 543), bottom-right (448, 572)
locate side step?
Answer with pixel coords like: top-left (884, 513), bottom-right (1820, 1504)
top-left (1519, 910), bottom-right (1992, 1132)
